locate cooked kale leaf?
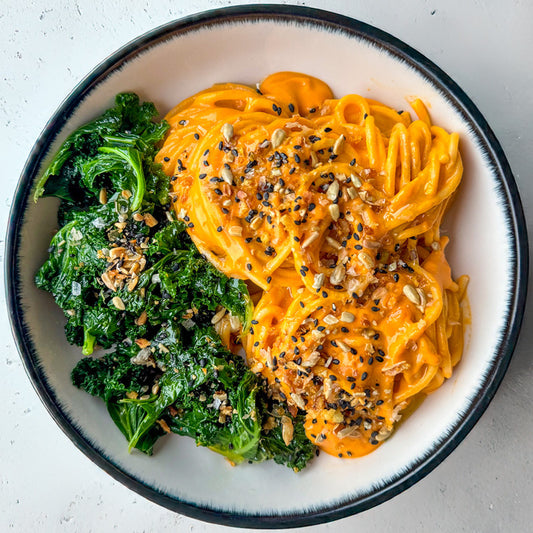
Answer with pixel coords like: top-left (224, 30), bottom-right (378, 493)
top-left (35, 93), bottom-right (315, 468)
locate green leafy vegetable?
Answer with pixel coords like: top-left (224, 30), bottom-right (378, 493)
top-left (35, 93), bottom-right (315, 469)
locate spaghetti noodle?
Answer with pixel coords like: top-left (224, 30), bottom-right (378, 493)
top-left (156, 72), bottom-right (468, 458)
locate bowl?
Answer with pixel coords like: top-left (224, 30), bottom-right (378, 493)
top-left (6, 5), bottom-right (528, 528)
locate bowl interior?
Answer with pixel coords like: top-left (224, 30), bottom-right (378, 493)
top-left (11, 10), bottom-right (521, 523)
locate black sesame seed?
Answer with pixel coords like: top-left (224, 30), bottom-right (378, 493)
top-left (193, 133), bottom-right (200, 140)
top-left (361, 372), bottom-right (368, 381)
top-left (267, 276), bottom-right (272, 284)
top-left (214, 188), bottom-right (222, 196)
top-left (199, 173), bottom-right (207, 180)
top-left (216, 226), bottom-right (223, 232)
top-left (246, 263), bottom-right (252, 271)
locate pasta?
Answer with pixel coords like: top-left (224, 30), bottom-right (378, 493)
top-left (156, 72), bottom-right (468, 458)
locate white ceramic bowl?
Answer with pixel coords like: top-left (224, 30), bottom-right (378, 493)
top-left (6, 6), bottom-right (528, 528)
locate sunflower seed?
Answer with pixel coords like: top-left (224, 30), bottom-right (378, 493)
top-left (350, 174), bottom-right (362, 187)
top-left (324, 314), bottom-right (339, 325)
top-left (326, 180), bottom-right (340, 201)
top-left (301, 231), bottom-right (320, 249)
top-left (221, 167), bottom-right (234, 185)
top-left (290, 392), bottom-right (306, 410)
top-left (312, 272), bottom-right (325, 290)
top-left (358, 251), bottom-right (375, 269)
top-left (340, 311), bottom-right (355, 323)
top-left (330, 263), bottom-right (346, 285)
top-left (326, 236), bottom-right (341, 250)
top-left (271, 128), bottom-right (286, 149)
top-left (99, 188), bottom-right (107, 205)
top-left (329, 204), bottom-right (340, 221)
top-left (403, 284), bottom-right (421, 305)
top-left (211, 308), bottom-right (227, 324)
top-left (332, 134), bottom-right (345, 155)
top-left (228, 226), bottom-right (243, 236)
top-left (112, 296), bottom-right (125, 310)
top-left (222, 123), bottom-right (234, 142)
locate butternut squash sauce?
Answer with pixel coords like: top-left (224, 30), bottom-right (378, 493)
top-left (157, 72), bottom-right (468, 458)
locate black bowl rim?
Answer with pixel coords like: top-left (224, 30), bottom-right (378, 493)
top-left (5, 4), bottom-right (529, 529)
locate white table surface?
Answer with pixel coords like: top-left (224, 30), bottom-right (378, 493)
top-left (2, 1), bottom-right (532, 531)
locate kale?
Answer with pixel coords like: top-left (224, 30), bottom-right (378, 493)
top-left (35, 93), bottom-right (315, 468)
top-left (34, 93), bottom-right (169, 208)
top-left (71, 343), bottom-right (164, 455)
top-left (253, 406), bottom-right (316, 471)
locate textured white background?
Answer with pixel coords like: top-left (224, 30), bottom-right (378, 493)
top-left (2, 1), bottom-right (532, 531)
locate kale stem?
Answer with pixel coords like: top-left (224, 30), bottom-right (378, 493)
top-left (82, 328), bottom-right (96, 356)
top-left (98, 146), bottom-right (145, 211)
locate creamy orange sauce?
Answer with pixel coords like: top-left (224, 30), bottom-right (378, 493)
top-left (156, 72), bottom-right (468, 458)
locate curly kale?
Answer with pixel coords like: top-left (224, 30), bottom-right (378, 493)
top-left (35, 93), bottom-right (315, 468)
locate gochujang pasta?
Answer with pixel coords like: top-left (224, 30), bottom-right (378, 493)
top-left (156, 72), bottom-right (468, 458)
